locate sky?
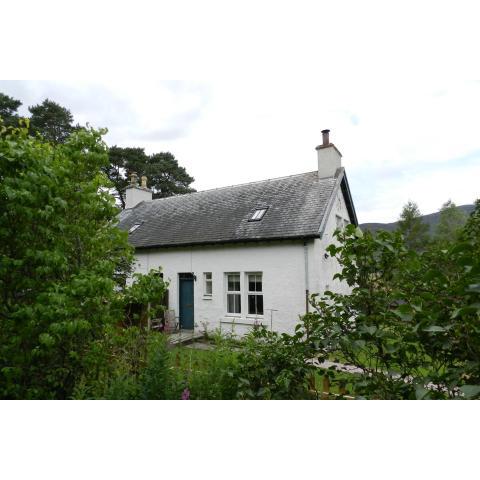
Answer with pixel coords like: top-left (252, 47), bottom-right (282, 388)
top-left (2, 1), bottom-right (480, 224)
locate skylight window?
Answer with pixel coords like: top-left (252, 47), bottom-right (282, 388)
top-left (129, 223), bottom-right (141, 234)
top-left (249, 207), bottom-right (268, 222)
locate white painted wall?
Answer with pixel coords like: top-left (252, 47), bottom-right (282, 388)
top-left (125, 185), bottom-right (152, 209)
top-left (317, 145), bottom-right (342, 178)
top-left (130, 183), bottom-right (353, 335)
top-left (313, 186), bottom-right (353, 296)
top-left (134, 240), bottom-right (315, 335)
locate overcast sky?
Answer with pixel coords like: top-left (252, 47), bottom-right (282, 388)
top-left (2, 1), bottom-right (479, 223)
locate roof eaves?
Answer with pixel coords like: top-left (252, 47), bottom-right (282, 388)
top-left (133, 233), bottom-right (320, 250)
top-left (341, 171), bottom-right (359, 226)
top-left (317, 168), bottom-right (344, 238)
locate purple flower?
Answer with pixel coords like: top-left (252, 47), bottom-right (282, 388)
top-left (181, 388), bottom-right (190, 400)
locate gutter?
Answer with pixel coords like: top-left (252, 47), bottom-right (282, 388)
top-left (132, 234), bottom-right (320, 251)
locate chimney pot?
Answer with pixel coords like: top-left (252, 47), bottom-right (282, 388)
top-left (141, 176), bottom-right (147, 188)
top-left (130, 172), bottom-right (138, 186)
top-left (321, 129), bottom-right (330, 146)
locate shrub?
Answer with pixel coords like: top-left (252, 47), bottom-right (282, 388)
top-left (73, 327), bottom-right (176, 400)
top-left (0, 120), bottom-right (133, 399)
top-left (233, 325), bottom-right (316, 400)
top-left (170, 334), bottom-right (239, 400)
top-left (308, 208), bottom-right (480, 399)
top-left (140, 333), bottom-right (172, 399)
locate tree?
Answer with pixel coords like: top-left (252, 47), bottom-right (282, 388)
top-left (397, 200), bottom-right (430, 250)
top-left (106, 146), bottom-right (195, 209)
top-left (307, 211), bottom-right (480, 399)
top-left (105, 146), bottom-right (146, 208)
top-left (147, 152), bottom-right (196, 199)
top-left (435, 199), bottom-right (468, 243)
top-left (28, 98), bottom-right (75, 144)
top-left (0, 120), bottom-right (134, 398)
top-left (0, 92), bottom-right (22, 127)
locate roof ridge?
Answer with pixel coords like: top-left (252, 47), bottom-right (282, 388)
top-left (150, 170), bottom-right (321, 203)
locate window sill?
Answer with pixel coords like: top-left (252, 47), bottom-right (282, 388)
top-left (202, 295), bottom-right (213, 300)
top-left (222, 315), bottom-right (265, 324)
top-left (221, 318), bottom-right (267, 328)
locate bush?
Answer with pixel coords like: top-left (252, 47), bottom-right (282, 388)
top-left (170, 333), bottom-right (239, 400)
top-left (73, 327), bottom-right (175, 400)
top-left (0, 120), bottom-right (133, 399)
top-left (233, 325), bottom-right (316, 400)
top-left (308, 207), bottom-right (480, 399)
top-left (140, 334), bottom-right (172, 399)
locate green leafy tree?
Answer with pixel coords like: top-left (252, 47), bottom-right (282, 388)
top-left (397, 200), bottom-right (430, 250)
top-left (435, 199), bottom-right (468, 244)
top-left (28, 98), bottom-right (75, 144)
top-left (106, 146), bottom-right (195, 208)
top-left (105, 146), bottom-right (147, 209)
top-left (308, 213), bottom-right (480, 399)
top-left (146, 152), bottom-right (196, 199)
top-left (0, 119), bottom-right (134, 398)
top-left (0, 92), bottom-right (22, 127)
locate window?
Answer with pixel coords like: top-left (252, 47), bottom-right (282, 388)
top-left (249, 208), bottom-right (268, 221)
top-left (335, 215), bottom-right (343, 231)
top-left (343, 219), bottom-right (349, 229)
top-left (226, 273), bottom-right (241, 314)
top-left (203, 272), bottom-right (212, 296)
top-left (247, 273), bottom-right (263, 315)
top-left (129, 223), bottom-right (141, 234)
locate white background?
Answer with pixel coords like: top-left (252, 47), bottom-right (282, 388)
top-left (1, 1), bottom-right (478, 477)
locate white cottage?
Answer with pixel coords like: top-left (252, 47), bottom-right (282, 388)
top-left (118, 130), bottom-right (358, 334)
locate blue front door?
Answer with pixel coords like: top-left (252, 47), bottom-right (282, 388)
top-left (179, 274), bottom-right (194, 330)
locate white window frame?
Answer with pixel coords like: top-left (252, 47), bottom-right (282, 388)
top-left (203, 272), bottom-right (212, 297)
top-left (249, 208), bottom-right (268, 221)
top-left (128, 223), bottom-right (141, 234)
top-left (246, 272), bottom-right (264, 317)
top-left (225, 272), bottom-right (241, 315)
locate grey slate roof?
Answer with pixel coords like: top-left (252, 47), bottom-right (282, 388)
top-left (117, 170), bottom-right (346, 249)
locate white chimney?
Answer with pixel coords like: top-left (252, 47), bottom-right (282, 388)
top-left (125, 172), bottom-right (152, 209)
top-left (316, 129), bottom-right (342, 178)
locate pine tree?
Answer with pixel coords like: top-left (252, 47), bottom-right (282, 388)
top-left (0, 92), bottom-right (22, 127)
top-left (28, 98), bottom-right (75, 144)
top-left (106, 146), bottom-right (195, 209)
top-left (435, 200), bottom-right (468, 243)
top-left (397, 200), bottom-right (430, 250)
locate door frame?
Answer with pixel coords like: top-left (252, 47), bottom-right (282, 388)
top-left (178, 273), bottom-right (195, 330)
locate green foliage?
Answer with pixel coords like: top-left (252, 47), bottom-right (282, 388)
top-left (1, 92), bottom-right (195, 209)
top-left (309, 212), bottom-right (480, 399)
top-left (397, 200), bottom-right (430, 250)
top-left (0, 120), bottom-right (134, 398)
top-left (140, 333), bottom-right (172, 399)
top-left (435, 199), bottom-right (468, 244)
top-left (171, 334), bottom-right (239, 400)
top-left (73, 327), bottom-right (174, 400)
top-left (0, 92), bottom-right (22, 127)
top-left (28, 98), bottom-right (75, 144)
top-left (105, 146), bottom-right (145, 209)
top-left (106, 146), bottom-right (196, 209)
top-left (75, 329), bottom-right (239, 400)
top-left (234, 324), bottom-right (317, 399)
top-left (122, 268), bottom-right (169, 326)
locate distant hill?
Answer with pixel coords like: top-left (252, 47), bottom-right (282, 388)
top-left (360, 204), bottom-right (475, 233)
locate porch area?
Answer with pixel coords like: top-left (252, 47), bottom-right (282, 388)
top-left (167, 329), bottom-right (204, 346)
